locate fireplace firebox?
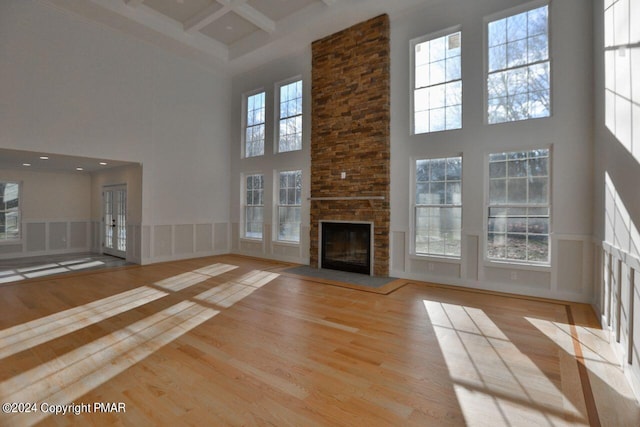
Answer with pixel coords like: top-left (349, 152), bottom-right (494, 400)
top-left (321, 222), bottom-right (372, 275)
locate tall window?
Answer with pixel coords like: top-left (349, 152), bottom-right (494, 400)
top-left (412, 29), bottom-right (462, 134)
top-left (487, 148), bottom-right (550, 264)
top-left (244, 174), bottom-right (264, 239)
top-left (487, 3), bottom-right (550, 124)
top-left (415, 157), bottom-right (462, 257)
top-left (278, 80), bottom-right (303, 153)
top-left (277, 170), bottom-right (302, 242)
top-left (245, 91), bottom-right (265, 157)
top-left (0, 182), bottom-right (20, 241)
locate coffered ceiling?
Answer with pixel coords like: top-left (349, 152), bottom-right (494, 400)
top-left (43, 0), bottom-right (430, 73)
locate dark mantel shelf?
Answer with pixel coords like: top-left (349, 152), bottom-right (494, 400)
top-left (308, 196), bottom-right (385, 208)
top-left (307, 197), bottom-right (385, 201)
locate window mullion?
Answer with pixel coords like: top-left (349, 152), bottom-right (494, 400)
top-left (488, 58), bottom-right (549, 76)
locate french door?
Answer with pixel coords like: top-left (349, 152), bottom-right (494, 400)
top-left (103, 185), bottom-right (127, 258)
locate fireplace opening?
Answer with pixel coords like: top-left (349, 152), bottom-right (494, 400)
top-left (321, 222), bottom-right (372, 275)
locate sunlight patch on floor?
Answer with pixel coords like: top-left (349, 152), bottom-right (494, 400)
top-left (423, 300), bottom-right (588, 427)
top-left (154, 263), bottom-right (239, 292)
top-left (0, 259), bottom-right (108, 283)
top-left (0, 263), bottom-right (278, 427)
top-left (0, 286), bottom-right (169, 359)
top-left (527, 317), bottom-right (639, 402)
top-left (0, 301), bottom-right (219, 427)
top-left (195, 270), bottom-right (279, 308)
top-left (193, 263), bottom-right (238, 276)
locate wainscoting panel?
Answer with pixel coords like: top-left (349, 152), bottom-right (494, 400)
top-left (153, 225), bottom-right (172, 258)
top-left (271, 243), bottom-right (301, 260)
top-left (214, 223), bottom-right (229, 253)
top-left (70, 221), bottom-right (88, 249)
top-left (240, 240), bottom-right (264, 255)
top-left (391, 231), bottom-right (406, 274)
top-left (465, 234), bottom-right (479, 281)
top-left (91, 221), bottom-right (101, 253)
top-left (49, 222), bottom-right (68, 251)
top-left (557, 239), bottom-right (584, 293)
top-left (0, 220), bottom-right (93, 259)
top-left (484, 267), bottom-right (551, 291)
top-left (300, 226), bottom-right (310, 260)
top-left (174, 224), bottom-right (194, 255)
top-left (195, 224), bottom-right (213, 253)
top-left (128, 223), bottom-right (142, 263)
top-left (0, 244), bottom-right (22, 255)
top-left (140, 222), bottom-right (228, 263)
top-left (26, 222), bottom-right (46, 252)
top-left (408, 258), bottom-right (461, 280)
top-left (142, 225), bottom-right (151, 260)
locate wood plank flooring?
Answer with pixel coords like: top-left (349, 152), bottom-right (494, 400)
top-left (0, 255), bottom-right (638, 426)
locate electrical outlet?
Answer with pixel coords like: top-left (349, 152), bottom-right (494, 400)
top-left (510, 271), bottom-right (518, 280)
top-left (428, 263), bottom-right (435, 272)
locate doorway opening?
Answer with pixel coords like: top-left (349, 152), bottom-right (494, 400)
top-left (103, 185), bottom-right (127, 259)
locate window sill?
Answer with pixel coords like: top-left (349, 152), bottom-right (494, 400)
top-left (0, 239), bottom-right (22, 246)
top-left (273, 240), bottom-right (300, 247)
top-left (483, 259), bottom-right (551, 272)
top-left (410, 254), bottom-right (461, 264)
top-left (240, 237), bottom-right (263, 243)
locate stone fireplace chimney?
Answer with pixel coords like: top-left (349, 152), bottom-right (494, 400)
top-left (310, 14), bottom-right (390, 276)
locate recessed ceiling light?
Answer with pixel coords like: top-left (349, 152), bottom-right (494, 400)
top-left (76, 167), bottom-right (84, 171)
top-left (226, 25), bottom-right (233, 30)
top-left (23, 163), bottom-right (31, 167)
top-left (39, 156), bottom-right (49, 160)
top-left (99, 162), bottom-right (108, 166)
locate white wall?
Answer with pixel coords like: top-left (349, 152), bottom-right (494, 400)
top-left (0, 168), bottom-right (92, 258)
top-left (389, 0), bottom-right (595, 302)
top-left (230, 52), bottom-right (311, 264)
top-left (0, 0), bottom-right (232, 263)
top-left (592, 0), bottom-right (640, 401)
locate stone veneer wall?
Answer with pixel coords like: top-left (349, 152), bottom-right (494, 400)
top-left (310, 14), bottom-right (390, 276)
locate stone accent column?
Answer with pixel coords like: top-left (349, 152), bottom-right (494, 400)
top-left (310, 14), bottom-right (390, 276)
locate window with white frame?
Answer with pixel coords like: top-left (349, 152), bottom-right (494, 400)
top-left (415, 157), bottom-right (462, 257)
top-left (487, 148), bottom-right (550, 264)
top-left (487, 3), bottom-right (550, 124)
top-left (412, 29), bottom-right (462, 134)
top-left (244, 174), bottom-right (264, 239)
top-left (278, 80), bottom-right (303, 153)
top-left (0, 182), bottom-right (20, 241)
top-left (277, 170), bottom-right (302, 242)
top-left (245, 91), bottom-right (265, 157)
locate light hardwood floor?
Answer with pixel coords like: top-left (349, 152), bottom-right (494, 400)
top-left (0, 255), bottom-right (638, 426)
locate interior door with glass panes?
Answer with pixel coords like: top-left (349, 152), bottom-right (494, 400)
top-left (103, 185), bottom-right (126, 258)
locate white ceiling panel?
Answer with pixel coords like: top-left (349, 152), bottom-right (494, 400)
top-left (200, 11), bottom-right (260, 45)
top-left (143, 0), bottom-right (217, 24)
top-left (247, 0), bottom-right (318, 22)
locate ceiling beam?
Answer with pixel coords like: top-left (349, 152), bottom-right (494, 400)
top-left (86, 0), bottom-right (229, 61)
top-left (233, 3), bottom-right (275, 34)
top-left (184, 3), bottom-right (231, 33)
top-left (185, 0), bottom-right (274, 35)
